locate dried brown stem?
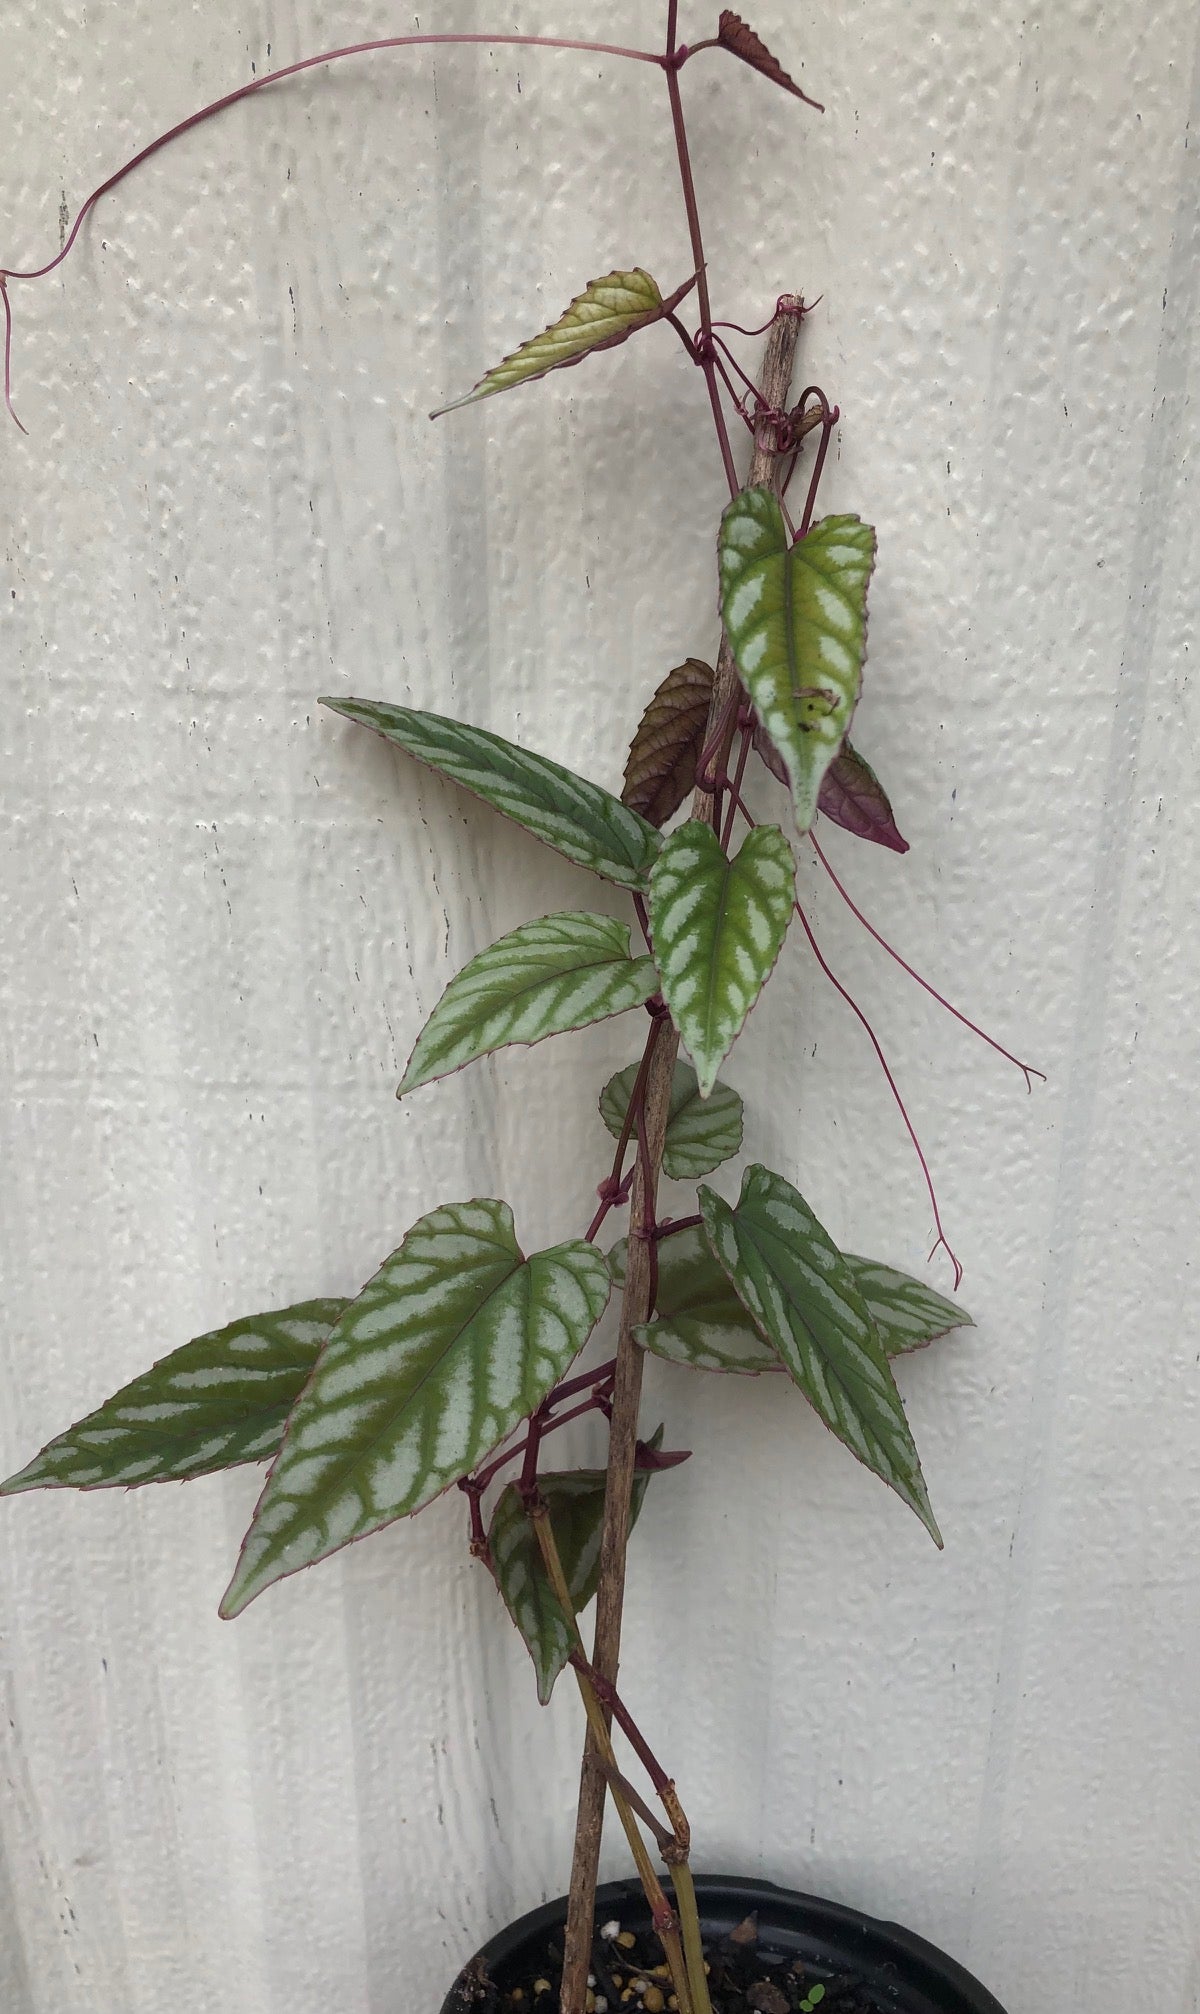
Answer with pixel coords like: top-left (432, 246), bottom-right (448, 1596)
top-left (559, 299), bottom-right (804, 2014)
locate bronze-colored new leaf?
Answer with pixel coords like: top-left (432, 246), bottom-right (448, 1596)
top-left (431, 270), bottom-right (696, 418)
top-left (818, 743), bottom-right (909, 854)
top-left (622, 658), bottom-right (715, 827)
top-left (717, 11), bottom-right (823, 109)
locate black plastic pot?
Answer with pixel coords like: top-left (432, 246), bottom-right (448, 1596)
top-left (441, 1874), bottom-right (1008, 2014)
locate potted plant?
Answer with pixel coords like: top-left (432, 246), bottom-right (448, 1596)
top-left (1, 10), bottom-right (1035, 2010)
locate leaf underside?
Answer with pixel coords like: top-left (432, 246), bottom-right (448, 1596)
top-left (720, 489), bottom-right (876, 833)
top-left (489, 1436), bottom-right (659, 1703)
top-left (758, 727), bottom-right (908, 856)
top-left (0, 1301), bottom-right (348, 1494)
top-left (648, 819), bottom-right (795, 1096)
top-left (718, 10), bottom-right (821, 104)
top-left (599, 1058), bottom-right (743, 1181)
top-left (320, 698), bottom-right (661, 890)
top-left (699, 1166), bottom-right (941, 1543)
top-left (621, 658), bottom-right (715, 828)
top-left (818, 743), bottom-right (908, 853)
top-left (400, 912), bottom-right (658, 1096)
top-left (431, 269), bottom-right (694, 417)
top-left (220, 1202), bottom-right (611, 1617)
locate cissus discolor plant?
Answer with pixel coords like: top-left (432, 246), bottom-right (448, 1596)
top-left (1, 10), bottom-right (1039, 2011)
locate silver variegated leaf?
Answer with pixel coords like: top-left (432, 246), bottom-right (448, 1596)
top-left (219, 1203), bottom-right (611, 1617)
top-left (598, 1059), bottom-right (744, 1180)
top-left (431, 269), bottom-right (694, 416)
top-left (400, 913), bottom-right (658, 1096)
top-left (648, 819), bottom-right (795, 1096)
top-left (321, 698), bottom-right (661, 890)
top-left (699, 1166), bottom-right (941, 1542)
top-left (720, 489), bottom-right (876, 833)
top-left (489, 1434), bottom-right (660, 1704)
top-left (0, 1301), bottom-right (348, 1494)
top-left (612, 1232), bottom-right (970, 1377)
top-left (847, 1256), bottom-right (973, 1355)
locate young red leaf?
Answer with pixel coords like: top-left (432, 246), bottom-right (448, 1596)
top-left (716, 11), bottom-right (823, 109)
top-left (622, 658), bottom-right (715, 828)
top-left (756, 728), bottom-right (909, 855)
top-left (817, 743), bottom-right (909, 854)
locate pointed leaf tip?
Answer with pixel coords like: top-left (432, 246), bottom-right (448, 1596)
top-left (431, 269), bottom-right (695, 417)
top-left (819, 743), bottom-right (908, 853)
top-left (847, 1256), bottom-right (974, 1355)
top-left (0, 1300), bottom-right (348, 1495)
top-left (717, 11), bottom-right (824, 110)
top-left (720, 490), bottom-right (876, 835)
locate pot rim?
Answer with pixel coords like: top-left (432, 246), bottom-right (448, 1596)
top-left (441, 1872), bottom-right (1008, 2014)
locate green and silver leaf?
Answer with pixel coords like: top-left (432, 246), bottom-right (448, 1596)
top-left (489, 1434), bottom-right (660, 1704)
top-left (610, 1228), bottom-right (777, 1374)
top-left (719, 488), bottom-right (876, 832)
top-left (611, 1232), bottom-right (970, 1376)
top-left (0, 1301), bottom-right (348, 1494)
top-left (599, 1059), bottom-right (743, 1181)
top-left (401, 913), bottom-right (658, 1096)
top-left (648, 819), bottom-right (794, 1096)
top-left (321, 698), bottom-right (660, 891)
top-left (220, 1203), bottom-right (611, 1618)
top-left (847, 1256), bottom-right (973, 1356)
top-left (431, 269), bottom-right (693, 417)
top-left (699, 1166), bottom-right (940, 1542)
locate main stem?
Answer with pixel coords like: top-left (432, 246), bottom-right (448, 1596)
top-left (559, 302), bottom-right (804, 2014)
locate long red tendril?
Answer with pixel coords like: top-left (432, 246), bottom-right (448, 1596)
top-left (793, 898), bottom-right (964, 1290)
top-left (811, 831), bottom-right (1045, 1093)
top-left (0, 30), bottom-right (664, 432)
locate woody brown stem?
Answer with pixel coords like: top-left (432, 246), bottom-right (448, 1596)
top-left (559, 299), bottom-right (804, 2014)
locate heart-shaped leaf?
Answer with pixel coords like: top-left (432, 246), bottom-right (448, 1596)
top-left (847, 1256), bottom-right (973, 1355)
top-left (0, 1301), bottom-right (348, 1495)
top-left (717, 10), bottom-right (823, 108)
top-left (400, 913), bottom-right (657, 1096)
top-left (818, 743), bottom-right (908, 853)
top-left (431, 269), bottom-right (695, 417)
top-left (648, 819), bottom-right (795, 1096)
top-left (611, 1228), bottom-right (777, 1374)
top-left (220, 1203), bottom-right (611, 1617)
top-left (489, 1435), bottom-right (661, 1704)
top-left (599, 1059), bottom-right (743, 1180)
top-left (720, 489), bottom-right (876, 833)
top-left (321, 698), bottom-right (661, 890)
top-left (621, 658), bottom-right (715, 827)
top-left (699, 1166), bottom-right (940, 1542)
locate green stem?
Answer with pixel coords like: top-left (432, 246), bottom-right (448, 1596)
top-left (671, 1860), bottom-right (716, 2014)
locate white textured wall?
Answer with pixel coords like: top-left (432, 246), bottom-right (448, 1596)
top-left (2, 4), bottom-right (1198, 2010)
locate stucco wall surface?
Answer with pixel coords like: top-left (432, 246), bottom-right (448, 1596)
top-left (2, 4), bottom-right (1198, 2010)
